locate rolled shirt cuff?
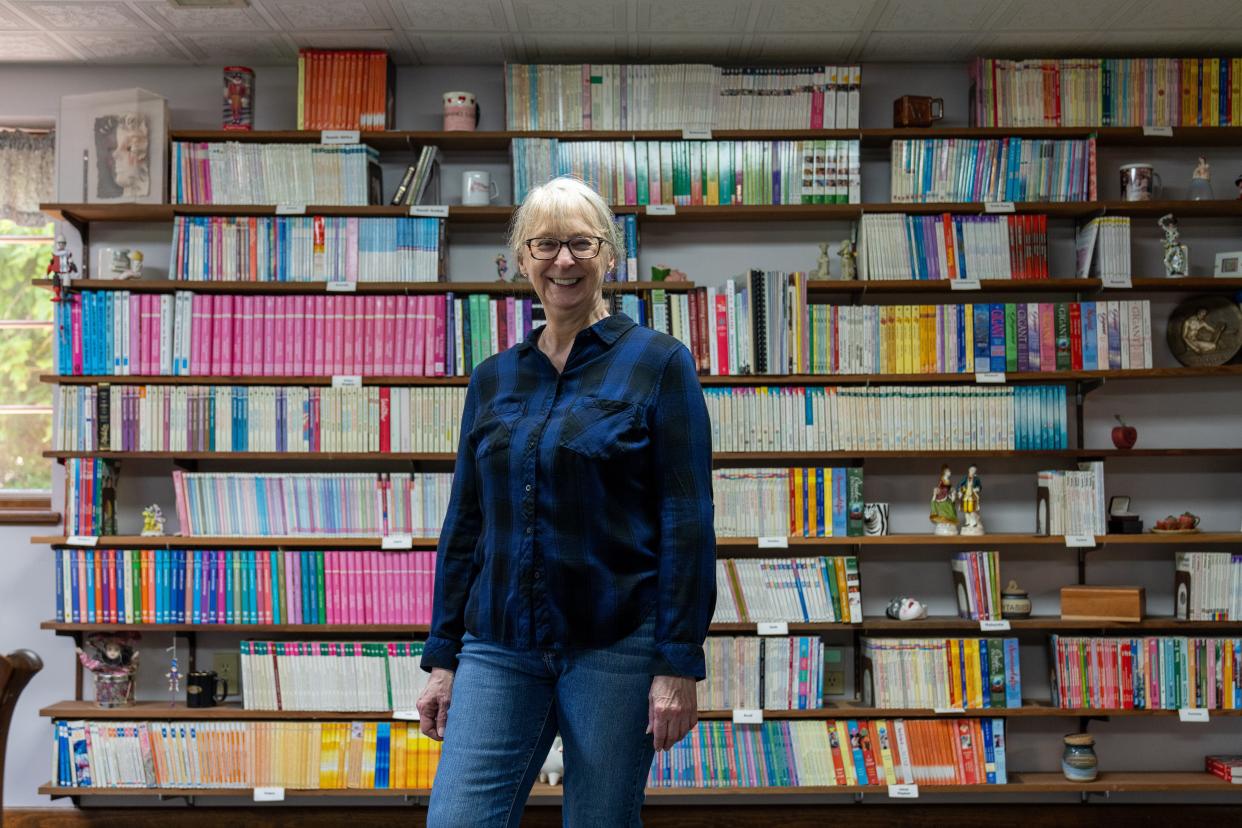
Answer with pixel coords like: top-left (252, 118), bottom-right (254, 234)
top-left (419, 634), bottom-right (462, 673)
top-left (652, 640), bottom-right (706, 681)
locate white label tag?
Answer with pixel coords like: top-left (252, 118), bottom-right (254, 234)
top-left (382, 534), bottom-right (413, 550)
top-left (1232, 767), bottom-right (1242, 782)
top-left (681, 128), bottom-right (713, 140)
top-left (1101, 273), bottom-right (1133, 289)
top-left (331, 375), bottom-right (362, 388)
top-left (951, 278), bottom-right (981, 290)
top-left (275, 203), bottom-right (306, 215)
top-left (392, 709), bottom-right (420, 721)
top-left (326, 280), bottom-right (356, 292)
top-left (410, 204), bottom-right (450, 218)
top-left (1065, 534), bottom-right (1096, 548)
top-left (1143, 126), bottom-right (1174, 137)
top-left (757, 621), bottom-right (789, 636)
top-left (321, 129), bottom-right (360, 145)
top-left (933, 707), bottom-right (965, 714)
top-left (253, 787), bottom-right (285, 802)
top-left (984, 201), bottom-right (1015, 214)
top-left (980, 619), bottom-right (1011, 632)
top-left (1179, 708), bottom-right (1209, 722)
top-left (757, 536), bottom-right (789, 549)
top-left (732, 708), bottom-right (763, 724)
top-left (888, 784), bottom-right (919, 798)
top-left (975, 371), bottom-right (1006, 384)
top-left (646, 204), bottom-right (677, 216)
top-left (66, 535), bottom-right (99, 547)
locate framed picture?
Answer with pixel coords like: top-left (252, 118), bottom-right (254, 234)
top-left (1214, 250), bottom-right (1242, 277)
top-left (56, 88), bottom-right (168, 204)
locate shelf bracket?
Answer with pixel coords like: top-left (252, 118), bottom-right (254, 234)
top-left (172, 458), bottom-right (200, 473)
top-left (853, 792), bottom-right (864, 803)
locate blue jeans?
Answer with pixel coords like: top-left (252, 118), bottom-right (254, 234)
top-left (426, 611), bottom-right (657, 827)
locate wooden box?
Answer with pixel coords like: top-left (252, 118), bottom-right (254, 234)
top-left (1060, 586), bottom-right (1146, 622)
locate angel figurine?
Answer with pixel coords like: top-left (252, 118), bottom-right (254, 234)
top-left (141, 504), bottom-right (165, 536)
top-left (815, 242), bottom-right (832, 279)
top-left (957, 464), bottom-right (984, 535)
top-left (837, 239), bottom-right (858, 280)
top-left (930, 464), bottom-right (959, 535)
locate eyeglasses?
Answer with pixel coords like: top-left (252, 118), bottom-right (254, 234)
top-left (524, 236), bottom-right (609, 260)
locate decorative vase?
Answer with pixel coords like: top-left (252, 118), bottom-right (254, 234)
top-left (94, 673), bottom-right (135, 708)
top-left (1001, 579), bottom-right (1032, 619)
top-left (1062, 733), bottom-right (1098, 782)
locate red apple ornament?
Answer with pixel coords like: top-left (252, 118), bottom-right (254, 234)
top-left (1112, 415), bottom-right (1137, 449)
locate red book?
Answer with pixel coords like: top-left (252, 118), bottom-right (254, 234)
top-left (713, 292), bottom-right (729, 375)
top-left (379, 387), bottom-right (391, 452)
top-left (1068, 302), bottom-right (1083, 370)
top-left (857, 722), bottom-right (878, 785)
top-left (686, 289), bottom-right (701, 370)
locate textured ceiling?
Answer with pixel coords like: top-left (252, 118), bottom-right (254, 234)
top-left (1, 0), bottom-right (1241, 64)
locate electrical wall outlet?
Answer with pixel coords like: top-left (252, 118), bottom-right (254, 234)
top-left (212, 652), bottom-right (241, 698)
top-left (823, 647), bottom-right (846, 696)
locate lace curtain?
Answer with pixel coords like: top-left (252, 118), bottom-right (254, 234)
top-left (0, 129), bottom-right (54, 227)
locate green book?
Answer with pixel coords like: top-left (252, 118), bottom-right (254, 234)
top-left (272, 550), bottom-right (283, 624)
top-left (314, 550), bottom-right (327, 624)
top-left (719, 141), bottom-right (734, 205)
top-left (1004, 303), bottom-right (1018, 372)
top-left (846, 467), bottom-right (865, 536)
top-left (988, 639), bottom-right (1007, 708)
top-left (1054, 303), bottom-right (1072, 371)
top-left (635, 141), bottom-right (649, 204)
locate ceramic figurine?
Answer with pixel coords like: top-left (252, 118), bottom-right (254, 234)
top-left (46, 235), bottom-right (78, 301)
top-left (930, 464), bottom-right (959, 535)
top-left (1062, 733), bottom-right (1099, 782)
top-left (837, 239), bottom-right (858, 280)
top-left (76, 633), bottom-right (140, 708)
top-left (863, 502), bottom-right (890, 536)
top-left (957, 464), bottom-right (984, 535)
top-left (165, 638), bottom-right (182, 699)
top-left (1189, 156), bottom-right (1213, 201)
top-left (1158, 213), bottom-right (1189, 278)
top-left (495, 253), bottom-right (509, 282)
top-left (815, 242), bottom-right (831, 279)
top-left (141, 504), bottom-right (165, 537)
top-left (885, 597), bottom-right (928, 621)
top-left (539, 735), bottom-right (564, 785)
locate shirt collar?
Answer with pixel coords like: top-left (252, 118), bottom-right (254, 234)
top-left (517, 312), bottom-right (636, 351)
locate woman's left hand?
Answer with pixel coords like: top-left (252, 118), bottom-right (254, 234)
top-left (646, 674), bottom-right (698, 751)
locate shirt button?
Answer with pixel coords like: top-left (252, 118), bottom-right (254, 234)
top-left (525, 484), bottom-right (532, 492)
top-left (526, 527), bottom-right (533, 535)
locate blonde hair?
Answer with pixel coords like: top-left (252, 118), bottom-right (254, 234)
top-left (508, 176), bottom-right (623, 273)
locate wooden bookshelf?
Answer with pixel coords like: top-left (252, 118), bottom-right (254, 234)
top-left (33, 278), bottom-right (694, 295)
top-left (39, 621), bottom-right (854, 635)
top-left (805, 277), bottom-right (1242, 294)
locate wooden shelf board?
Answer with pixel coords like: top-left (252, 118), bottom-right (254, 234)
top-left (34, 278), bottom-right (694, 294)
top-left (861, 615), bottom-right (1242, 632)
top-left (42, 374), bottom-right (471, 387)
top-left (806, 277), bottom-right (1242, 294)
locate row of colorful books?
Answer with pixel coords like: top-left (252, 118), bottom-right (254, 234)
top-left (170, 216), bottom-right (445, 283)
top-left (512, 138), bottom-right (861, 205)
top-left (1175, 552), bottom-right (1242, 621)
top-left (860, 638), bottom-right (1022, 710)
top-left (240, 641), bottom-right (429, 712)
top-left (54, 290), bottom-right (543, 378)
top-left (172, 142), bottom-right (381, 206)
top-left (1036, 463), bottom-right (1107, 537)
top-left (970, 57), bottom-right (1242, 128)
top-left (1048, 636), bottom-right (1242, 710)
top-left (647, 719), bottom-right (1008, 787)
top-left (53, 385), bottom-right (467, 455)
top-left (890, 138), bottom-right (1096, 203)
top-left (170, 471), bottom-right (452, 538)
top-left (951, 551), bottom-right (1003, 622)
top-left (858, 214), bottom-right (1051, 281)
top-left (712, 557), bottom-right (862, 625)
top-left (53, 720), bottom-right (441, 789)
top-left (699, 637), bottom-right (826, 711)
top-left (64, 458), bottom-right (117, 537)
top-left (296, 49), bottom-right (391, 130)
top-left (712, 467), bottom-right (864, 538)
top-left (504, 64), bottom-right (862, 131)
top-left (53, 549), bottom-right (438, 626)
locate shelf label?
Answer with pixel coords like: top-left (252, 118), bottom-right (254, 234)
top-left (1232, 767), bottom-right (1242, 783)
top-left (410, 204), bottom-right (450, 218)
top-left (980, 619), bottom-right (1011, 632)
top-left (1143, 126), bottom-right (1174, 137)
top-left (733, 708), bottom-right (763, 724)
top-left (66, 535), bottom-right (99, 547)
top-left (253, 787), bottom-right (285, 802)
top-left (1101, 273), bottom-right (1133, 289)
top-left (1179, 707), bottom-right (1209, 722)
top-left (933, 707), bottom-right (965, 714)
top-left (950, 278), bottom-right (981, 290)
top-left (1064, 534), bottom-right (1096, 548)
top-left (331, 375), bottom-right (362, 388)
top-left (888, 784), bottom-right (919, 798)
top-left (757, 621), bottom-right (789, 636)
top-left (382, 534), bottom-right (413, 550)
top-left (646, 204), bottom-right (677, 216)
top-left (984, 201), bottom-right (1015, 214)
top-left (326, 280), bottom-right (356, 292)
top-left (757, 535), bottom-right (789, 549)
top-left (275, 203), bottom-right (306, 215)
top-left (321, 129), bottom-right (361, 145)
top-left (392, 709), bottom-right (420, 721)
top-left (681, 127), bottom-right (713, 140)
top-left (975, 371), bottom-right (1006, 384)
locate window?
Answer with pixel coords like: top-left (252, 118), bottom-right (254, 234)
top-left (0, 218), bottom-right (55, 520)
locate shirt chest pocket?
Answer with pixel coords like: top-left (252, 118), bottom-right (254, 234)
top-left (470, 404), bottom-right (524, 460)
top-left (558, 397), bottom-right (648, 460)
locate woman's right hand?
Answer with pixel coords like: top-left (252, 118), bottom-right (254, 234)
top-left (417, 667), bottom-right (455, 741)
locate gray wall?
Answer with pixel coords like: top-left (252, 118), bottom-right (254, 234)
top-left (2, 61), bottom-right (1241, 808)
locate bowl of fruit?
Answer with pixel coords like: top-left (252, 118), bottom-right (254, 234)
top-left (1152, 512), bottom-right (1200, 534)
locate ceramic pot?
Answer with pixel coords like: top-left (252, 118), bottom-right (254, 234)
top-left (1062, 733), bottom-right (1098, 782)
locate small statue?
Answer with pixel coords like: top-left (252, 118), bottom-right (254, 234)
top-left (957, 464), bottom-right (984, 536)
top-left (815, 242), bottom-right (832, 279)
top-left (141, 504), bottom-right (165, 537)
top-left (124, 250), bottom-right (144, 278)
top-left (930, 464), bottom-right (959, 535)
top-left (1189, 156), bottom-right (1214, 201)
top-left (837, 239), bottom-right (858, 280)
top-left (46, 235), bottom-right (78, 302)
top-left (77, 633), bottom-right (140, 708)
top-left (495, 253), bottom-right (509, 282)
top-left (1181, 308), bottom-right (1225, 355)
top-left (663, 267), bottom-right (688, 282)
top-left (165, 638), bottom-right (182, 699)
top-left (1158, 213), bottom-right (1189, 278)
top-left (885, 597), bottom-right (928, 621)
top-left (539, 735), bottom-right (564, 786)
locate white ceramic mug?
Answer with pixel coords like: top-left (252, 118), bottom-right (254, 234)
top-left (1120, 163), bottom-right (1161, 201)
top-left (461, 170), bottom-right (499, 205)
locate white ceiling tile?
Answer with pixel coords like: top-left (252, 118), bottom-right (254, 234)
top-left (987, 0), bottom-right (1120, 31)
top-left (874, 0), bottom-right (996, 31)
top-left (510, 0), bottom-right (625, 32)
top-left (861, 31), bottom-right (977, 61)
top-left (638, 0), bottom-right (749, 33)
top-left (289, 30), bottom-right (404, 51)
top-left (18, 1), bottom-right (151, 30)
top-left (1118, 0), bottom-right (1240, 30)
top-left (756, 0), bottom-right (875, 32)
top-left (266, 0), bottom-right (387, 30)
top-left (0, 1), bottom-right (34, 29)
top-left (134, 0), bottom-right (273, 32)
top-left (62, 30), bottom-right (185, 62)
top-left (410, 32), bottom-right (508, 62)
top-left (391, 0), bottom-right (507, 30)
top-left (526, 32), bottom-right (627, 61)
top-left (0, 29), bottom-right (74, 59)
top-left (637, 33), bottom-right (744, 60)
top-left (1080, 29), bottom-right (1202, 51)
top-left (973, 30), bottom-right (1090, 57)
top-left (176, 32), bottom-right (294, 63)
top-left (749, 32), bottom-right (861, 61)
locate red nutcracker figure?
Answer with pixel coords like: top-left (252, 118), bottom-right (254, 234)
top-left (223, 66), bottom-right (254, 130)
top-left (47, 234), bottom-right (78, 301)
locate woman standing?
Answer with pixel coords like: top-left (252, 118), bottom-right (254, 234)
top-left (417, 176), bottom-right (716, 827)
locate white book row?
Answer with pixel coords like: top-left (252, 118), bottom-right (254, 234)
top-left (1036, 462), bottom-right (1107, 537)
top-left (699, 636), bottom-right (825, 711)
top-left (712, 557), bottom-right (862, 625)
top-left (1075, 216), bottom-right (1132, 281)
top-left (173, 142), bottom-right (377, 206)
top-left (1174, 552), bottom-right (1242, 622)
top-left (240, 641), bottom-right (430, 712)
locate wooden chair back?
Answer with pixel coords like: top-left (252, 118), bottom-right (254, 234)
top-left (0, 650), bottom-right (44, 810)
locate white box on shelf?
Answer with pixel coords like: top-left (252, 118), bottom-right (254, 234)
top-left (56, 88), bottom-right (168, 204)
